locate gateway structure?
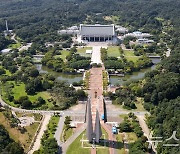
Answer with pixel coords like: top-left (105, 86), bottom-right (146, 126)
top-left (78, 24), bottom-right (117, 44)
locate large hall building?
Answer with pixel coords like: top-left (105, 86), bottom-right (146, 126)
top-left (78, 24), bottom-right (118, 44)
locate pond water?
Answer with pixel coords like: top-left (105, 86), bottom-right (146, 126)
top-left (109, 57), bottom-right (161, 86)
top-left (35, 57), bottom-right (160, 85)
top-left (35, 64), bottom-right (83, 84)
top-left (150, 57), bottom-right (161, 64)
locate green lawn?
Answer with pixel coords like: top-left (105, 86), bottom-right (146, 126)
top-left (8, 42), bottom-right (21, 49)
top-left (67, 131), bottom-right (90, 154)
top-left (119, 114), bottom-right (128, 119)
top-left (38, 115), bottom-right (60, 153)
top-left (67, 127), bottom-right (109, 154)
top-left (84, 71), bottom-right (90, 89)
top-left (111, 16), bottom-right (120, 24)
top-left (155, 17), bottom-right (164, 22)
top-left (123, 50), bottom-right (140, 62)
top-left (126, 132), bottom-right (138, 143)
top-left (115, 134), bottom-right (125, 154)
top-left (123, 50), bottom-right (135, 56)
top-left (54, 50), bottom-right (70, 61)
top-left (107, 46), bottom-right (120, 57)
top-left (103, 71), bottom-right (108, 90)
top-left (104, 16), bottom-right (119, 24)
top-left (96, 127), bottom-right (109, 154)
top-left (47, 115), bottom-right (60, 138)
top-left (61, 126), bottom-right (73, 142)
top-left (1, 81), bottom-right (52, 108)
top-left (115, 102), bottom-right (145, 112)
top-left (11, 82), bottom-right (50, 102)
top-left (0, 65), bottom-right (12, 76)
top-left (135, 98), bottom-right (145, 111)
top-left (106, 47), bottom-right (140, 62)
top-left (77, 47), bottom-right (92, 57)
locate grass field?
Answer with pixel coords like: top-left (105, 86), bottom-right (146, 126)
top-left (104, 16), bottom-right (119, 24)
top-left (54, 50), bottom-right (70, 61)
top-left (66, 131), bottom-right (90, 154)
top-left (96, 128), bottom-right (109, 154)
top-left (1, 81), bottom-right (52, 108)
top-left (38, 115), bottom-right (60, 153)
top-left (0, 112), bottom-right (39, 152)
top-left (8, 42), bottom-right (21, 49)
top-left (115, 134), bottom-right (125, 154)
top-left (119, 114), bottom-right (128, 119)
top-left (60, 126), bottom-right (73, 142)
top-left (107, 46), bottom-right (120, 57)
top-left (123, 50), bottom-right (140, 62)
top-left (135, 101), bottom-right (145, 111)
top-left (126, 132), bottom-right (138, 143)
top-left (107, 47), bottom-right (140, 63)
top-left (47, 116), bottom-right (60, 138)
top-left (77, 47), bottom-right (92, 57)
top-left (115, 102), bottom-right (145, 112)
top-left (67, 127), bottom-right (109, 154)
top-left (84, 71), bottom-right (90, 89)
top-left (0, 65), bottom-right (12, 76)
top-left (103, 71), bottom-right (108, 90)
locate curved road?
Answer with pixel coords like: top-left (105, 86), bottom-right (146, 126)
top-left (0, 94), bottom-right (151, 154)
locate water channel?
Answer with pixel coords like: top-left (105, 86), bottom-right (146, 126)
top-left (109, 57), bottom-right (161, 86)
top-left (35, 57), bottom-right (160, 85)
top-left (35, 64), bottom-right (83, 84)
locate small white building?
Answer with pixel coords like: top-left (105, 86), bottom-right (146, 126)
top-left (124, 31), bottom-right (152, 39)
top-left (1, 49), bottom-right (11, 54)
top-left (86, 49), bottom-right (92, 54)
top-left (67, 26), bottom-right (78, 30)
top-left (115, 26), bottom-right (128, 33)
top-left (58, 29), bottom-right (79, 35)
top-left (137, 38), bottom-right (154, 44)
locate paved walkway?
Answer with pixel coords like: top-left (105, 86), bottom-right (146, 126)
top-left (61, 124), bottom-right (86, 154)
top-left (137, 115), bottom-right (150, 137)
top-left (55, 115), bottom-right (65, 146)
top-left (101, 123), bottom-right (115, 154)
top-left (88, 43), bottom-right (117, 154)
top-left (89, 67), bottom-right (104, 122)
top-left (28, 114), bottom-right (52, 154)
top-left (91, 46), bottom-right (103, 64)
top-left (89, 65), bottom-right (116, 154)
top-left (137, 115), bottom-right (157, 153)
top-left (91, 148), bottom-right (96, 154)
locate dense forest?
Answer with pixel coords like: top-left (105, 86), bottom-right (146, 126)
top-left (0, 0), bottom-right (179, 43)
top-left (0, 0), bottom-right (180, 153)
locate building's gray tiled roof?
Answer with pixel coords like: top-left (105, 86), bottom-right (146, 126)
top-left (80, 24), bottom-right (115, 36)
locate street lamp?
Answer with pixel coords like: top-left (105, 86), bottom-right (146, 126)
top-left (92, 137), bottom-right (96, 149)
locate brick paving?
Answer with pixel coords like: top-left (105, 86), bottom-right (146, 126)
top-left (89, 66), bottom-right (116, 154)
top-left (101, 123), bottom-right (116, 154)
top-left (91, 148), bottom-right (96, 154)
top-left (89, 67), bottom-right (104, 123)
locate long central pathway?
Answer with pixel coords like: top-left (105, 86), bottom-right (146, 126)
top-left (91, 46), bottom-right (103, 64)
top-left (89, 45), bottom-right (115, 154)
top-left (89, 67), bottom-right (104, 121)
